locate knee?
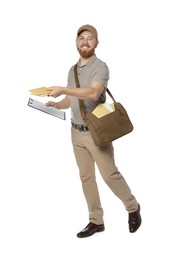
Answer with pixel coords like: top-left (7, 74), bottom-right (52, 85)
top-left (103, 171), bottom-right (121, 183)
top-left (80, 172), bottom-right (94, 183)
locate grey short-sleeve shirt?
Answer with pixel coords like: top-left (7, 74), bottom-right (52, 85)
top-left (67, 54), bottom-right (109, 125)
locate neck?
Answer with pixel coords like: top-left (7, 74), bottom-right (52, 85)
top-left (79, 56), bottom-right (90, 66)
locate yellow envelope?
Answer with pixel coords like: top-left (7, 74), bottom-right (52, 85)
top-left (29, 87), bottom-right (51, 97)
top-left (92, 103), bottom-right (115, 119)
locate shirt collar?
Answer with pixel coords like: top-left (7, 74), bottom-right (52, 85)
top-left (78, 54), bottom-right (96, 68)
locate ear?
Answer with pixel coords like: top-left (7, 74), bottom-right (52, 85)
top-left (95, 41), bottom-right (99, 48)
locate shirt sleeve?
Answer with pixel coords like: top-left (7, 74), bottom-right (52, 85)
top-left (91, 61), bottom-right (110, 88)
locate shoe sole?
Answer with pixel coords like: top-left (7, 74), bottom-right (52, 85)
top-left (77, 227), bottom-right (105, 238)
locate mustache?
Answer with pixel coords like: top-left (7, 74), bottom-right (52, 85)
top-left (81, 44), bottom-right (90, 48)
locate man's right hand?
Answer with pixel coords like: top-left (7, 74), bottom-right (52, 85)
top-left (45, 101), bottom-right (59, 109)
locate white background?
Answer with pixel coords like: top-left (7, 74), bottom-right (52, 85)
top-left (0, 0), bottom-right (172, 259)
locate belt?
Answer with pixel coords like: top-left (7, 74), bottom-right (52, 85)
top-left (71, 122), bottom-right (89, 132)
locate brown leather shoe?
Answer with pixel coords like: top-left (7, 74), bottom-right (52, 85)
top-left (77, 222), bottom-right (105, 238)
top-left (129, 203), bottom-right (142, 233)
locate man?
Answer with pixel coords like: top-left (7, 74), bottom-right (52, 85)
top-left (46, 24), bottom-right (142, 238)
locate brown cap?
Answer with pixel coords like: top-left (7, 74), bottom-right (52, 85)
top-left (77, 24), bottom-right (98, 40)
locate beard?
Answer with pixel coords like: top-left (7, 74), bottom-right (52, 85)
top-left (77, 45), bottom-right (95, 58)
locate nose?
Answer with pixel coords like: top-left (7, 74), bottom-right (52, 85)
top-left (82, 38), bottom-right (89, 43)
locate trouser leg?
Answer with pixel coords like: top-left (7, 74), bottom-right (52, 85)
top-left (71, 128), bottom-right (104, 224)
top-left (81, 132), bottom-right (139, 213)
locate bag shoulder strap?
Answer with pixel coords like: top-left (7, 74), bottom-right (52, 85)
top-left (74, 63), bottom-right (116, 118)
top-left (74, 64), bottom-right (85, 119)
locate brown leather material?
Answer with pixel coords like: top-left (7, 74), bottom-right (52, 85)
top-left (77, 222), bottom-right (105, 238)
top-left (84, 103), bottom-right (133, 146)
top-left (128, 204), bottom-right (142, 233)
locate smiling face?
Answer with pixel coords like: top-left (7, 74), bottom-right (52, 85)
top-left (76, 30), bottom-right (99, 59)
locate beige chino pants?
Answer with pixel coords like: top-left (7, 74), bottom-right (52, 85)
top-left (71, 127), bottom-right (138, 225)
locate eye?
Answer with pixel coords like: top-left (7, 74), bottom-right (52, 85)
top-left (78, 36), bottom-right (84, 41)
top-left (87, 37), bottom-right (94, 41)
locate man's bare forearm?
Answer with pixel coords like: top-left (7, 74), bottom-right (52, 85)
top-left (47, 83), bottom-right (104, 101)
